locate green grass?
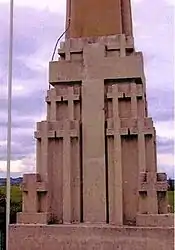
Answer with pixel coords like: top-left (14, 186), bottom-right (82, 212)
top-left (168, 191), bottom-right (174, 213)
top-left (0, 185), bottom-right (22, 204)
top-left (0, 186), bottom-right (174, 213)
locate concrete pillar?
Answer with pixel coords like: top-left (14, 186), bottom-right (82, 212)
top-left (121, 0), bottom-right (133, 36)
top-left (146, 173), bottom-right (158, 214)
top-left (138, 121), bottom-right (146, 173)
top-left (108, 84), bottom-right (123, 225)
top-left (120, 34), bottom-right (126, 57)
top-left (131, 82), bottom-right (137, 118)
top-left (62, 121), bottom-right (72, 223)
top-left (68, 0), bottom-right (123, 38)
top-left (70, 136), bottom-right (81, 223)
top-left (82, 79), bottom-right (106, 223)
top-left (50, 89), bottom-right (57, 121)
top-left (39, 122), bottom-right (49, 182)
top-left (68, 86), bottom-right (75, 120)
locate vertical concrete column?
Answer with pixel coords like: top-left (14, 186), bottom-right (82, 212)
top-left (120, 34), bottom-right (126, 57)
top-left (69, 0), bottom-right (123, 38)
top-left (131, 82), bottom-right (137, 118)
top-left (62, 121), bottom-right (72, 223)
top-left (39, 122), bottom-right (49, 182)
top-left (147, 172), bottom-right (158, 214)
top-left (108, 84), bottom-right (123, 225)
top-left (67, 85), bottom-right (81, 222)
top-left (82, 79), bottom-right (106, 223)
top-left (36, 126), bottom-right (41, 175)
top-left (121, 0), bottom-right (133, 36)
top-left (153, 129), bottom-right (158, 172)
top-left (68, 86), bottom-right (74, 120)
top-left (138, 121), bottom-right (146, 173)
top-left (145, 131), bottom-right (157, 173)
top-left (66, 0), bottom-right (71, 39)
top-left (71, 135), bottom-right (81, 223)
top-left (50, 88), bottom-right (57, 121)
top-left (65, 39), bottom-right (71, 61)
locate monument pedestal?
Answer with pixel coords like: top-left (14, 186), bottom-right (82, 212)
top-left (9, 224), bottom-right (174, 250)
top-left (9, 1), bottom-right (174, 249)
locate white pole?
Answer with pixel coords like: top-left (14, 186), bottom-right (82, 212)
top-left (6, 0), bottom-right (14, 249)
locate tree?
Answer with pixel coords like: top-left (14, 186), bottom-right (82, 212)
top-left (0, 185), bottom-right (22, 224)
top-left (168, 178), bottom-right (174, 191)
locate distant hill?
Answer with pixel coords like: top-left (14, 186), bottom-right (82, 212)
top-left (0, 177), bottom-right (23, 186)
top-left (0, 177), bottom-right (174, 190)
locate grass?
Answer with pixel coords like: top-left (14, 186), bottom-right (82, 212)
top-left (168, 191), bottom-right (174, 213)
top-left (0, 185), bottom-right (22, 204)
top-left (0, 186), bottom-right (174, 213)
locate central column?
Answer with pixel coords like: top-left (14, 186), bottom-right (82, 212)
top-left (67, 0), bottom-right (122, 38)
top-left (82, 44), bottom-right (106, 223)
top-left (66, 0), bottom-right (133, 39)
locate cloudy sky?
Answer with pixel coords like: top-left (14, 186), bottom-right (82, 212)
top-left (0, 0), bottom-right (174, 177)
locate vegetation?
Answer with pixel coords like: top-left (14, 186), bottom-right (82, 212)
top-left (168, 178), bottom-right (174, 192)
top-left (0, 185), bottom-right (22, 224)
top-left (168, 191), bottom-right (174, 213)
top-left (0, 184), bottom-right (174, 225)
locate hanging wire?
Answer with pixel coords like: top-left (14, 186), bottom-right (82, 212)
top-left (51, 18), bottom-right (71, 62)
top-left (49, 18), bottom-right (71, 90)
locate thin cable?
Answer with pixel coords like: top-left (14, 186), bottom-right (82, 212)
top-left (49, 19), bottom-right (71, 90)
top-left (51, 18), bottom-right (71, 62)
top-left (6, 0), bottom-right (14, 249)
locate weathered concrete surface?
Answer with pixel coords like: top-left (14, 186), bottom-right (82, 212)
top-left (66, 0), bottom-right (133, 38)
top-left (136, 214), bottom-right (174, 227)
top-left (9, 224), bottom-right (174, 250)
top-left (19, 36), bottom-right (170, 226)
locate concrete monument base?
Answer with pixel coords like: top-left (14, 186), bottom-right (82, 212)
top-left (9, 224), bottom-right (174, 250)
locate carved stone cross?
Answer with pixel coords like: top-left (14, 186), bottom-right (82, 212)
top-left (22, 174), bottom-right (47, 213)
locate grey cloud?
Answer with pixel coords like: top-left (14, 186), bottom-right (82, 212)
top-left (0, 3), bottom-right (64, 163)
top-left (0, 3), bottom-right (65, 57)
top-left (159, 164), bottom-right (174, 178)
top-left (13, 58), bottom-right (41, 80)
top-left (132, 0), bottom-right (174, 125)
top-left (147, 88), bottom-right (174, 122)
top-left (0, 90), bottom-right (46, 118)
top-left (157, 136), bottom-right (174, 154)
top-left (11, 91), bottom-right (45, 116)
top-left (132, 0), bottom-right (174, 88)
top-left (0, 2), bottom-right (64, 79)
top-left (0, 117), bottom-right (37, 129)
top-left (0, 132), bottom-right (35, 161)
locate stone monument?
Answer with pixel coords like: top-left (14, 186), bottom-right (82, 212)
top-left (9, 0), bottom-right (174, 249)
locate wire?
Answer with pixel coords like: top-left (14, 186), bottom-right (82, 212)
top-left (49, 18), bottom-right (71, 90)
top-left (51, 18), bottom-right (71, 62)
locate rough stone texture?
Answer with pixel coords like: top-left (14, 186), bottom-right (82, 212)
top-left (136, 214), bottom-right (174, 227)
top-left (66, 0), bottom-right (133, 38)
top-left (17, 212), bottom-right (50, 224)
top-left (9, 225), bottom-right (174, 250)
top-left (82, 77), bottom-right (106, 223)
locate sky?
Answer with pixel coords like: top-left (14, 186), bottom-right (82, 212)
top-left (0, 0), bottom-right (174, 177)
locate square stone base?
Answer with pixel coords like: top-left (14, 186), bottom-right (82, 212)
top-left (17, 212), bottom-right (50, 224)
top-left (9, 224), bottom-right (174, 250)
top-left (136, 214), bottom-right (174, 227)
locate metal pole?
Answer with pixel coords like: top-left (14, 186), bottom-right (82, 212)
top-left (6, 0), bottom-right (14, 249)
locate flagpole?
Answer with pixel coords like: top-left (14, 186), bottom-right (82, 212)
top-left (6, 0), bottom-right (14, 249)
